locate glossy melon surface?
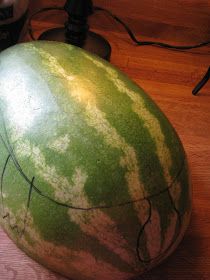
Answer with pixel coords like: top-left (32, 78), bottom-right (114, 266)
top-left (0, 41), bottom-right (192, 280)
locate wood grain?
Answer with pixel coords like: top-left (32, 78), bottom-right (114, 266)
top-left (0, 0), bottom-right (210, 279)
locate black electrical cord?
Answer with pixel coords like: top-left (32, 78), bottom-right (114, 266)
top-left (28, 6), bottom-right (64, 41)
top-left (28, 5), bottom-right (210, 51)
top-left (192, 67), bottom-right (210, 95)
top-left (94, 6), bottom-right (210, 50)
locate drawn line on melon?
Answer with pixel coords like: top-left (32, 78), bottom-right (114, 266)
top-left (21, 176), bottom-right (34, 237)
top-left (0, 111), bottom-right (184, 265)
top-left (136, 189), bottom-right (182, 265)
top-left (0, 124), bottom-right (185, 211)
top-left (0, 154), bottom-right (11, 214)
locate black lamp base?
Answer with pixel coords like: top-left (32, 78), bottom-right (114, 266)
top-left (38, 28), bottom-right (111, 61)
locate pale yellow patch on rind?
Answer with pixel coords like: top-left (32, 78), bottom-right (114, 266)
top-left (161, 213), bottom-right (177, 253)
top-left (48, 134), bottom-right (71, 154)
top-left (69, 208), bottom-right (136, 265)
top-left (144, 209), bottom-right (161, 259)
top-left (169, 181), bottom-right (182, 210)
top-left (154, 209), bottom-right (191, 268)
top-left (0, 205), bottom-right (29, 240)
top-left (15, 140), bottom-right (89, 206)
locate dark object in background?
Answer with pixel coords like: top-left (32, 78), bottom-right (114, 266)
top-left (39, 0), bottom-right (111, 61)
top-left (192, 67), bottom-right (210, 95)
top-left (0, 0), bottom-right (29, 51)
top-left (64, 0), bottom-right (93, 47)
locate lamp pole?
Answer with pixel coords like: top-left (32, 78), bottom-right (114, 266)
top-left (39, 0), bottom-right (111, 60)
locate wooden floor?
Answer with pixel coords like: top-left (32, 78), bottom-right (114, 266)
top-left (0, 0), bottom-right (210, 279)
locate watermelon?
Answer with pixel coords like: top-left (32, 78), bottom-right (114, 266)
top-left (0, 41), bottom-right (191, 280)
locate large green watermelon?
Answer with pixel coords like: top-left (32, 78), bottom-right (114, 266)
top-left (0, 41), bottom-right (191, 280)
